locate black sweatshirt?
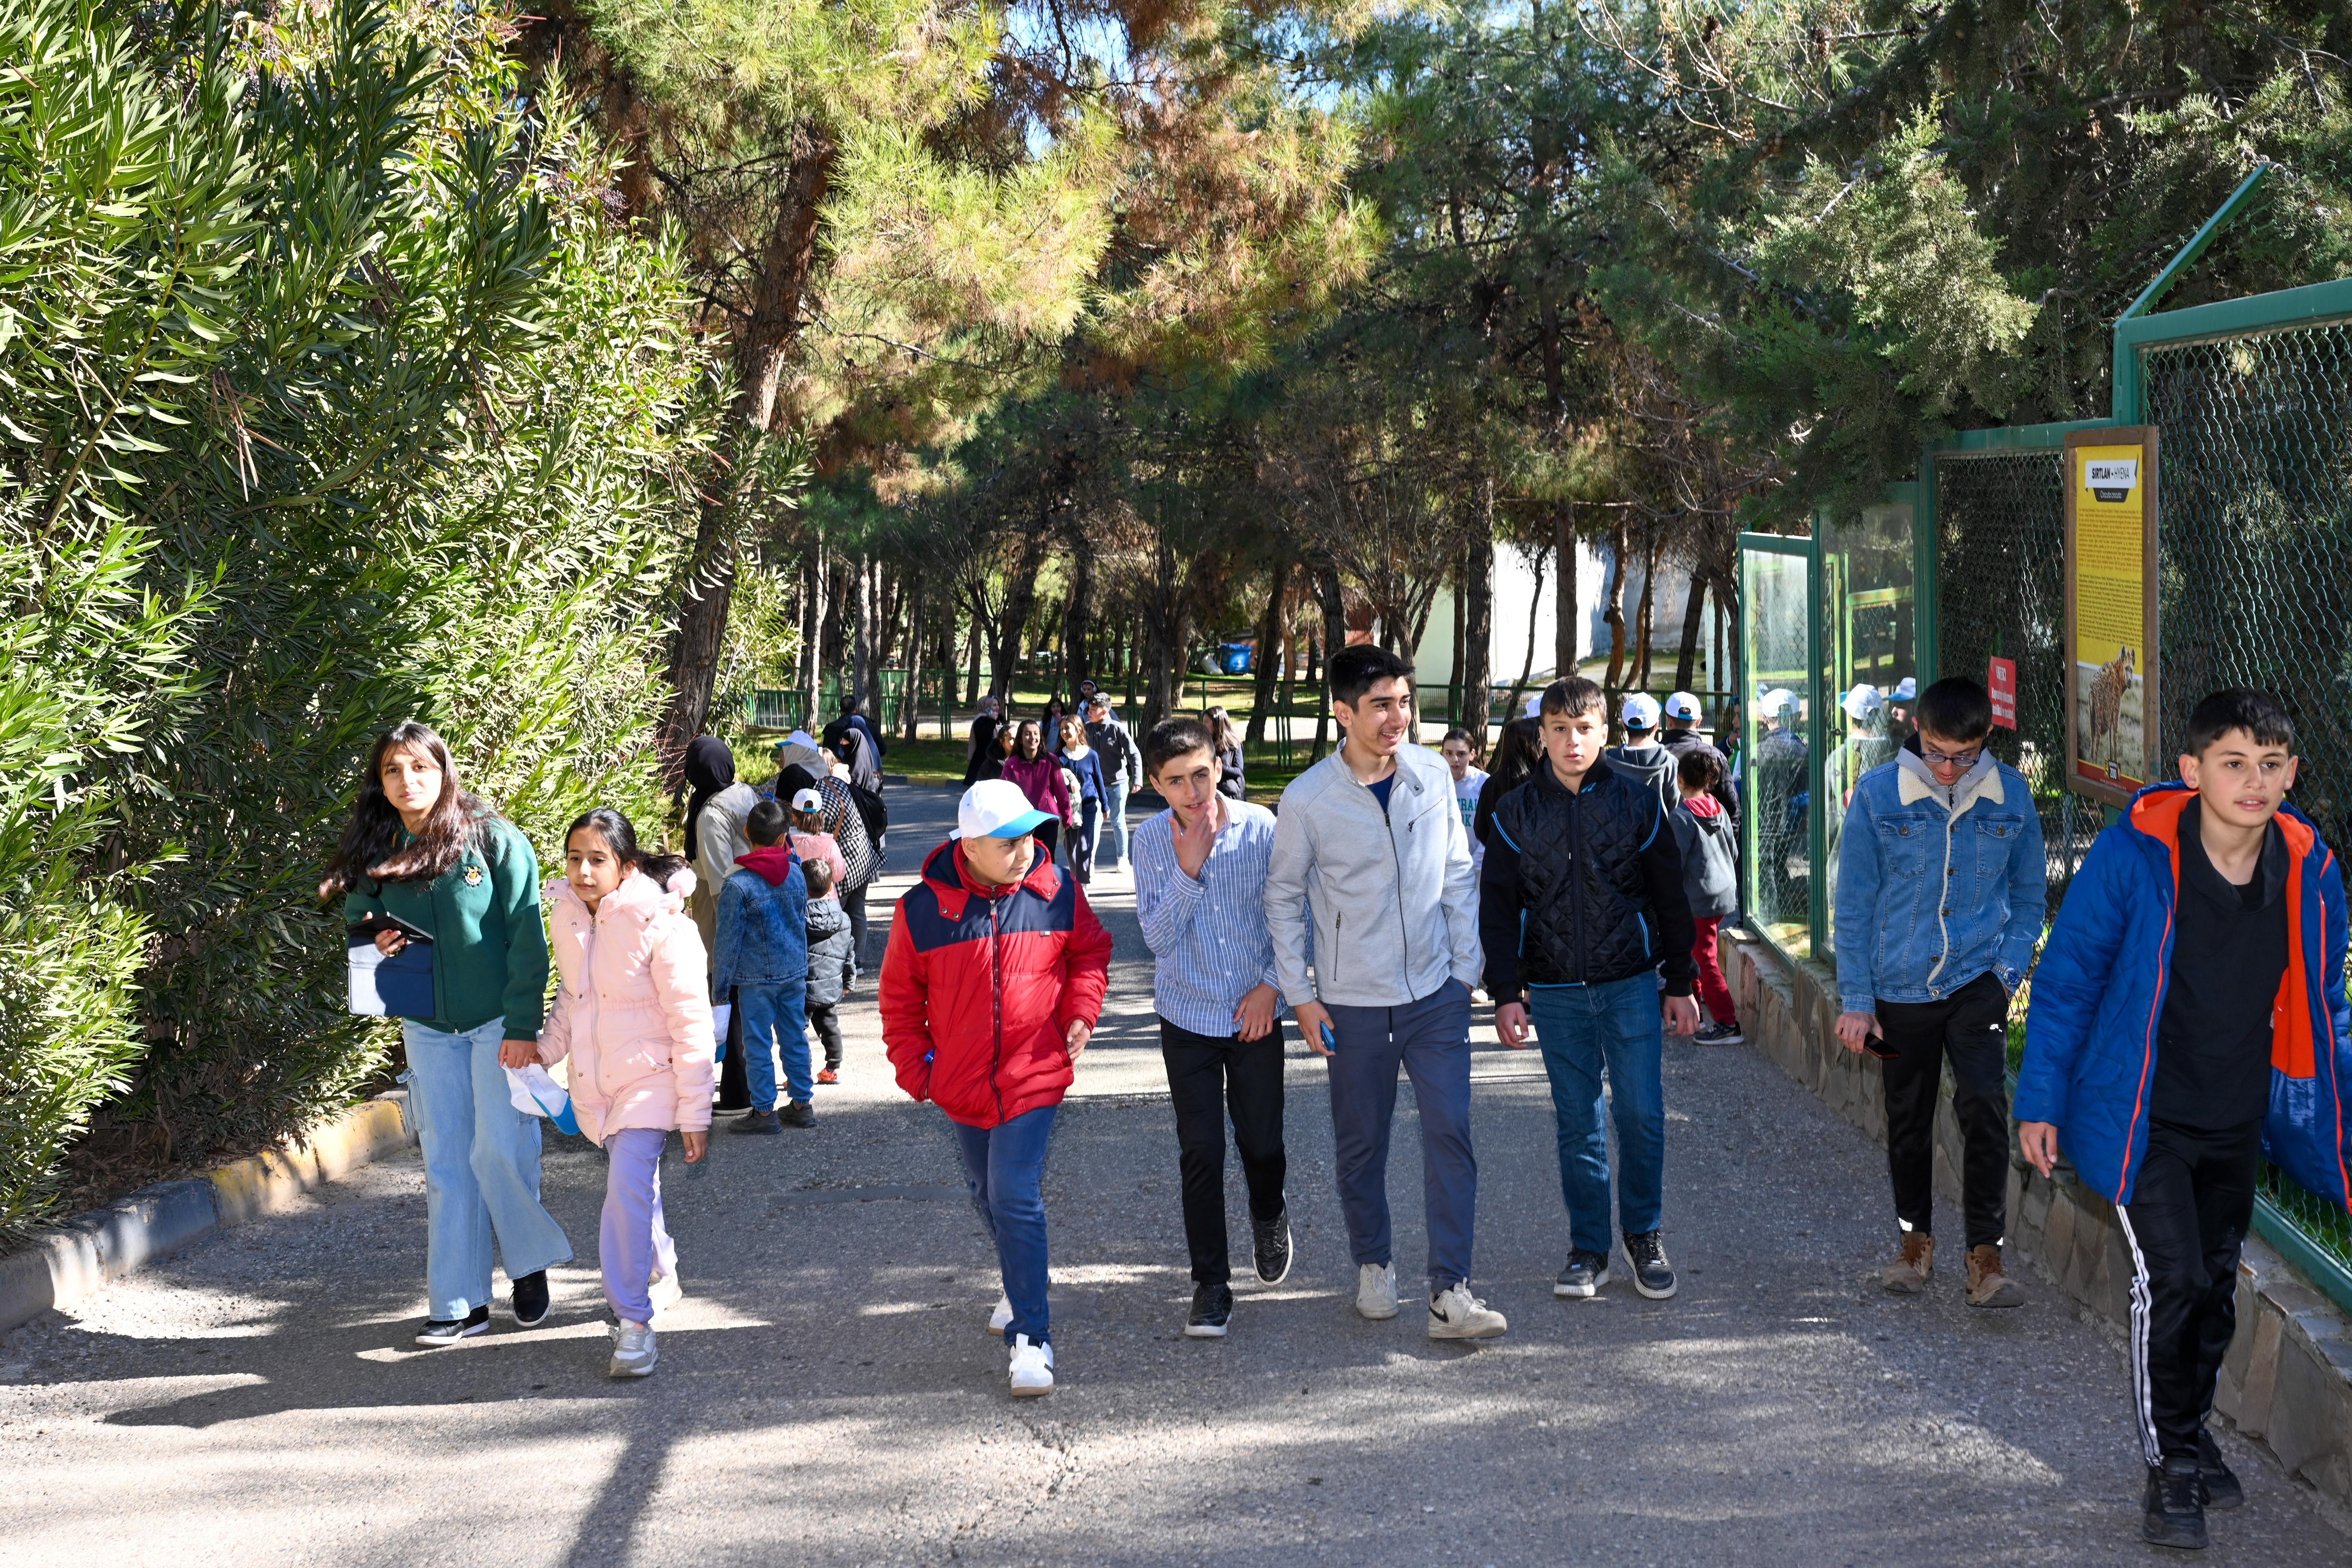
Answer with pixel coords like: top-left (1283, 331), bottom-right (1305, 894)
top-left (1478, 757), bottom-right (1699, 1001)
top-left (2153, 805), bottom-right (2287, 1130)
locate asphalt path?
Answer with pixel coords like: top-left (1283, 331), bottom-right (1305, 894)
top-left (5, 783), bottom-right (2346, 1566)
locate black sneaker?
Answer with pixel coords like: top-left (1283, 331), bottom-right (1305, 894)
top-left (1554, 1250), bottom-right (1612, 1298)
top-left (729, 1108), bottom-right (782, 1135)
top-left (511, 1270), bottom-right (550, 1328)
top-left (778, 1100), bottom-right (815, 1129)
top-left (2198, 1429), bottom-right (2243, 1511)
top-left (414, 1304), bottom-right (491, 1345)
top-left (2144, 1457), bottom-right (2208, 1549)
top-left (1185, 1282), bottom-right (1233, 1338)
top-left (1252, 1210), bottom-right (1294, 1285)
top-left (1624, 1232), bottom-right (1678, 1299)
top-left (1695, 1020), bottom-right (1745, 1045)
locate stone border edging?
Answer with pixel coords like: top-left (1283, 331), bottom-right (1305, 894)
top-left (1723, 927), bottom-right (2352, 1515)
top-left (0, 1091), bottom-right (417, 1337)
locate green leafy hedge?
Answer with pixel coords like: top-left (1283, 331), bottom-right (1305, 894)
top-left (0, 0), bottom-right (720, 1233)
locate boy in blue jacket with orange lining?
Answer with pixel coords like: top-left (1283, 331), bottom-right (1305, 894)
top-left (2022, 688), bottom-right (2352, 1551)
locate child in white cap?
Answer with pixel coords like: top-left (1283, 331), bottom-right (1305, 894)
top-left (880, 779), bottom-right (1113, 1397)
top-left (1604, 692), bottom-right (1677, 812)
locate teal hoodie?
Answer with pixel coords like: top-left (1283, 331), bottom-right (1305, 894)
top-left (345, 814), bottom-right (549, 1039)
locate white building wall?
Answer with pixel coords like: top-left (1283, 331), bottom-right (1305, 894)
top-left (1414, 540), bottom-right (1706, 690)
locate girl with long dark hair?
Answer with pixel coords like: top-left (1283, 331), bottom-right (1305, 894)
top-left (999, 719), bottom-right (1073, 860)
top-left (537, 807), bottom-right (713, 1378)
top-left (1474, 715), bottom-right (1546, 855)
top-left (323, 722), bottom-right (572, 1345)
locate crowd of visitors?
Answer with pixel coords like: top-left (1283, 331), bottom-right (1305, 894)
top-left (328, 658), bottom-right (2352, 1551)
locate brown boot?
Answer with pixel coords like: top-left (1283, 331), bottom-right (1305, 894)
top-left (1966, 1244), bottom-right (2025, 1308)
top-left (1880, 1231), bottom-right (1934, 1294)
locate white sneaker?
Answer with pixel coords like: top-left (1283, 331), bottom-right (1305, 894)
top-left (1428, 1281), bottom-right (1509, 1339)
top-left (988, 1293), bottom-right (1014, 1335)
top-left (608, 1321), bottom-right (658, 1377)
top-left (1356, 1262), bottom-right (1399, 1321)
top-left (1008, 1333), bottom-right (1055, 1397)
top-left (648, 1271), bottom-right (683, 1317)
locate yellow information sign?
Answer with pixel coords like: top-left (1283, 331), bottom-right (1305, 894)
top-left (2065, 429), bottom-right (2158, 806)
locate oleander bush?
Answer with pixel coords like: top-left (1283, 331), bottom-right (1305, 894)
top-left (0, 0), bottom-right (719, 1233)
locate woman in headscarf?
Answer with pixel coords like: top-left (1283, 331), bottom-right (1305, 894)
top-left (963, 697), bottom-right (1001, 786)
top-left (683, 736), bottom-right (759, 1109)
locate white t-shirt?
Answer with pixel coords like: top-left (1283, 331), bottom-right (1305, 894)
top-left (1453, 767), bottom-right (1489, 869)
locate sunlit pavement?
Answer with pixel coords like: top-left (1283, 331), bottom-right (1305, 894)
top-left (6, 785), bottom-right (2345, 1566)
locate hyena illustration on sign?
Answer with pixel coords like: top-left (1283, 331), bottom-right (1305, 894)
top-left (2085, 645), bottom-right (2135, 776)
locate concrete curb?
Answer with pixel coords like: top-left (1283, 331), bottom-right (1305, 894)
top-left (0, 1090), bottom-right (417, 1337)
top-left (1724, 928), bottom-right (2352, 1514)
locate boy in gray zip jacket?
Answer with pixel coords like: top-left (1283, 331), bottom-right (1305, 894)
top-left (1264, 646), bottom-right (1500, 1340)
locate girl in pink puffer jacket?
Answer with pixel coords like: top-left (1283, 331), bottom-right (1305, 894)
top-left (541, 807), bottom-right (715, 1379)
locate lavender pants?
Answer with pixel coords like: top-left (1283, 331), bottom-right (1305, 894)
top-left (602, 1127), bottom-right (677, 1325)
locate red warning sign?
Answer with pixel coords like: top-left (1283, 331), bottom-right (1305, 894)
top-left (1988, 657), bottom-right (2018, 730)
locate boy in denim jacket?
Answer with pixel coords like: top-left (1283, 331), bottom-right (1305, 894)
top-left (1832, 677), bottom-right (2046, 1306)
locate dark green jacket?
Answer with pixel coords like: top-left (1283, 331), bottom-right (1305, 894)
top-left (345, 814), bottom-right (550, 1039)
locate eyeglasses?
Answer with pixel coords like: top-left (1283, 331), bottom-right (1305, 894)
top-left (1921, 745), bottom-right (1984, 769)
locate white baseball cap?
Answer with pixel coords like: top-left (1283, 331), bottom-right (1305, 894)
top-left (1664, 691), bottom-right (1703, 722)
top-left (1763, 687), bottom-right (1800, 718)
top-left (1523, 693), bottom-right (1544, 718)
top-left (1839, 683), bottom-right (1884, 721)
top-left (1891, 677), bottom-right (1918, 701)
top-left (790, 787), bottom-right (824, 814)
top-left (956, 779), bottom-right (1053, 841)
top-left (1620, 693), bottom-right (1662, 730)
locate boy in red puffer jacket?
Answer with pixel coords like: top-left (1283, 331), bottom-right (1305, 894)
top-left (881, 779), bottom-right (1113, 1398)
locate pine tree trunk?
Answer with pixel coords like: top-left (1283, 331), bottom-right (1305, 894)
top-left (1245, 560), bottom-right (1288, 746)
top-left (1461, 479), bottom-right (1494, 755)
top-left (1064, 537), bottom-right (1094, 695)
top-left (901, 580), bottom-right (924, 741)
top-left (1554, 501), bottom-right (1578, 683)
top-left (851, 554), bottom-right (874, 711)
top-left (1602, 515), bottom-right (1630, 692)
top-left (1144, 532), bottom-right (1178, 731)
top-left (1448, 546), bottom-right (1467, 728)
top-left (800, 538), bottom-right (826, 732)
top-left (1504, 548), bottom-right (1547, 722)
top-left (659, 130), bottom-right (838, 769)
top-left (1629, 526), bottom-right (1659, 692)
top-left (1310, 556), bottom-right (1345, 763)
top-left (991, 528), bottom-right (1051, 707)
top-left (962, 614), bottom-right (983, 708)
top-left (1672, 570), bottom-right (1708, 695)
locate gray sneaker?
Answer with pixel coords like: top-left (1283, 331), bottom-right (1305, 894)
top-left (608, 1321), bottom-right (658, 1378)
top-left (1355, 1262), bottom-right (1399, 1320)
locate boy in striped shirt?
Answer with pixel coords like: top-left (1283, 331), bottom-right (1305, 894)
top-left (1133, 716), bottom-right (1293, 1338)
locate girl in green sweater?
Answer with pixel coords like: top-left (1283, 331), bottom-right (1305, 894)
top-left (324, 722), bottom-right (573, 1344)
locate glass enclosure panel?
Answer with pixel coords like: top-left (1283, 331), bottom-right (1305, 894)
top-left (1741, 547), bottom-right (1814, 959)
top-left (1819, 502), bottom-right (1918, 960)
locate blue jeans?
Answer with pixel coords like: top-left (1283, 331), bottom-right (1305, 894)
top-left (1324, 980), bottom-right (1478, 1290)
top-left (737, 980), bottom-right (810, 1110)
top-left (1527, 976), bottom-right (1666, 1253)
top-left (952, 1104), bottom-right (1058, 1345)
top-left (1102, 780), bottom-right (1130, 866)
top-left (402, 1016), bottom-right (573, 1320)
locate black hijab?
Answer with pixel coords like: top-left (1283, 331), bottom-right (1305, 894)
top-left (683, 735), bottom-right (735, 861)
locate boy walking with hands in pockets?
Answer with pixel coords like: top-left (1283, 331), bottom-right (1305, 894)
top-left (2021, 689), bottom-right (2352, 1550)
top-left (1133, 716), bottom-right (1292, 1339)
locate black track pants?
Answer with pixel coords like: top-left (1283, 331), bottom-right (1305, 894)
top-left (2119, 1116), bottom-right (2261, 1464)
top-left (1874, 971), bottom-right (2011, 1249)
top-left (1159, 1018), bottom-right (1288, 1286)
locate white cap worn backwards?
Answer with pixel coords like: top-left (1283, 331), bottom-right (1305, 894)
top-left (1664, 691), bottom-right (1703, 722)
top-left (790, 787), bottom-right (824, 814)
top-left (956, 779), bottom-right (1054, 841)
top-left (1620, 692), bottom-right (1662, 730)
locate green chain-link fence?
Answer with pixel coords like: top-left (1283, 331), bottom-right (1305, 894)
top-left (1931, 450), bottom-right (2100, 904)
top-left (2145, 318), bottom-right (2352, 1293)
top-left (2148, 322), bottom-right (2352, 850)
